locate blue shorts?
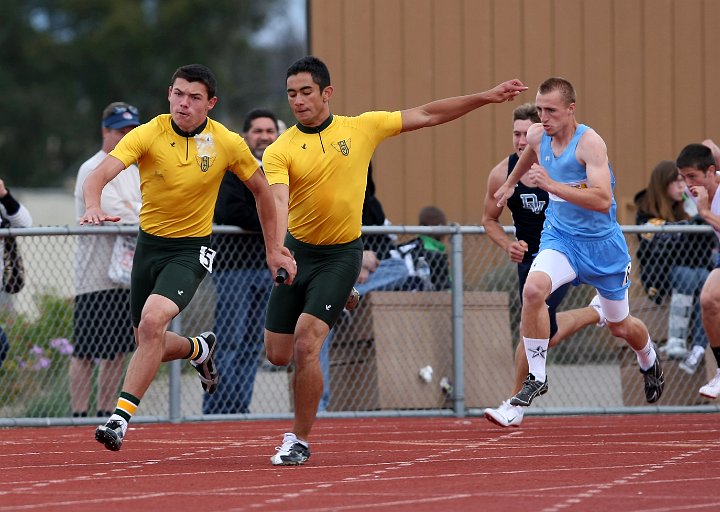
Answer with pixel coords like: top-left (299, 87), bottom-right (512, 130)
top-left (538, 225), bottom-right (631, 300)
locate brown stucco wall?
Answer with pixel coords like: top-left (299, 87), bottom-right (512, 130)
top-left (307, 0), bottom-right (720, 225)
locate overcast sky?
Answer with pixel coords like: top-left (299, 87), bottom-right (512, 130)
top-left (254, 0), bottom-right (306, 47)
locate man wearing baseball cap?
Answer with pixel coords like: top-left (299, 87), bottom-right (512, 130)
top-left (70, 101), bottom-right (142, 419)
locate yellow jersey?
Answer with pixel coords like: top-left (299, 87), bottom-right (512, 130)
top-left (110, 114), bottom-right (258, 238)
top-left (263, 111), bottom-right (402, 245)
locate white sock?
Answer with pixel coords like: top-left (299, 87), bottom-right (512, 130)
top-left (189, 336), bottom-right (210, 365)
top-left (523, 337), bottom-right (549, 382)
top-left (635, 338), bottom-right (656, 371)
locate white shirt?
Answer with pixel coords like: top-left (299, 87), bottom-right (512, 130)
top-left (73, 151), bottom-right (141, 294)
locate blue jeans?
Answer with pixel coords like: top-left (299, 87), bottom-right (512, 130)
top-left (669, 265), bottom-right (710, 349)
top-left (0, 325), bottom-right (8, 369)
top-left (203, 268), bottom-right (271, 414)
top-left (318, 258), bottom-right (410, 411)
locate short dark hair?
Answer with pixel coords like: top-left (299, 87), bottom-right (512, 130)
top-left (538, 77), bottom-right (576, 105)
top-left (418, 205), bottom-right (447, 226)
top-left (676, 143), bottom-right (715, 171)
top-left (170, 64), bottom-right (217, 99)
top-left (242, 108), bottom-right (278, 133)
top-left (287, 56), bottom-right (331, 91)
top-left (512, 103), bottom-right (540, 123)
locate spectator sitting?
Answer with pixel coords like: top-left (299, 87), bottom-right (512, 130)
top-left (391, 205), bottom-right (450, 291)
top-left (634, 160), bottom-right (717, 372)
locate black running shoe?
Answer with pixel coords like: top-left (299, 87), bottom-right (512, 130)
top-left (641, 358), bottom-right (665, 403)
top-left (95, 419), bottom-right (125, 451)
top-left (509, 373), bottom-right (548, 407)
top-left (190, 331), bottom-right (220, 394)
top-left (270, 433), bottom-right (311, 466)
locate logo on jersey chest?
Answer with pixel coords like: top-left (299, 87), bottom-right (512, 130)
top-left (331, 138), bottom-right (351, 156)
top-left (194, 134), bottom-right (217, 172)
top-left (520, 193), bottom-right (545, 214)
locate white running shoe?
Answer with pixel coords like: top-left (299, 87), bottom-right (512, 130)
top-left (679, 345), bottom-right (705, 374)
top-left (270, 432), bottom-right (311, 466)
top-left (589, 294), bottom-right (607, 327)
top-left (664, 337), bottom-right (688, 359)
top-left (699, 369), bottom-right (720, 399)
top-left (483, 400), bottom-right (524, 427)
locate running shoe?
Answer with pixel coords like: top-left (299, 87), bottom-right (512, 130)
top-left (509, 374), bottom-right (548, 407)
top-left (679, 345), bottom-right (705, 375)
top-left (190, 331), bottom-right (220, 394)
top-left (95, 419), bottom-right (126, 451)
top-left (641, 358), bottom-right (665, 403)
top-left (662, 337), bottom-right (688, 359)
top-left (345, 287), bottom-right (360, 311)
top-left (270, 432), bottom-right (311, 466)
top-left (699, 369), bottom-right (720, 399)
top-left (483, 400), bottom-right (524, 427)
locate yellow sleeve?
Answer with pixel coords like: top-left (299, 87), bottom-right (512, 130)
top-left (262, 138), bottom-right (290, 186)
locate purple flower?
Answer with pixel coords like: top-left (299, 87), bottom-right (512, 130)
top-left (30, 345), bottom-right (45, 356)
top-left (33, 357), bottom-right (51, 371)
top-left (50, 338), bottom-right (74, 355)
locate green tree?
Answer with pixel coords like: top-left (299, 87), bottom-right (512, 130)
top-left (0, 0), bottom-right (305, 187)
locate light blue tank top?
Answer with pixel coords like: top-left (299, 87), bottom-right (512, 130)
top-left (539, 124), bottom-right (618, 238)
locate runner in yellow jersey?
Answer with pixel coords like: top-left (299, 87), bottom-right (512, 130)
top-left (80, 64), bottom-right (296, 451)
top-left (263, 55), bottom-right (526, 465)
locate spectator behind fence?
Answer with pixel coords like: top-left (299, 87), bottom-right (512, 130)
top-left (481, 102), bottom-right (605, 428)
top-left (262, 55), bottom-right (525, 465)
top-left (634, 160), bottom-right (716, 374)
top-left (493, 77), bottom-right (665, 409)
top-left (71, 102), bottom-right (142, 418)
top-left (82, 64), bottom-right (295, 452)
top-left (391, 205), bottom-right (451, 291)
top-left (675, 143), bottom-right (720, 399)
top-left (0, 179), bottom-right (33, 369)
top-left (203, 108), bottom-right (280, 415)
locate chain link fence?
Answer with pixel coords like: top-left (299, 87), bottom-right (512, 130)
top-left (1, 224), bottom-right (718, 426)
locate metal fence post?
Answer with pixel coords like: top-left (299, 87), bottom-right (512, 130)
top-left (168, 316), bottom-right (182, 422)
top-left (450, 229), bottom-right (465, 417)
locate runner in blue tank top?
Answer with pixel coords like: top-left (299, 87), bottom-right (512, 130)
top-left (494, 77), bottom-right (665, 408)
top-left (481, 103), bottom-right (607, 428)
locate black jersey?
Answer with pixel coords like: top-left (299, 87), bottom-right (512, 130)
top-left (505, 153), bottom-right (549, 263)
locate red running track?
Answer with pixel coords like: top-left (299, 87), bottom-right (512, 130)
top-left (1, 414), bottom-right (719, 511)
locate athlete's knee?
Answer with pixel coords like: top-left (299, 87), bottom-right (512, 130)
top-left (607, 314), bottom-right (638, 340)
top-left (136, 311), bottom-right (170, 347)
top-left (293, 335), bottom-right (323, 369)
top-left (264, 331), bottom-right (293, 366)
top-left (522, 277), bottom-right (550, 307)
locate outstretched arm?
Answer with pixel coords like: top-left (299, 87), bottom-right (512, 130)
top-left (400, 79), bottom-right (526, 133)
top-left (80, 155), bottom-right (126, 225)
